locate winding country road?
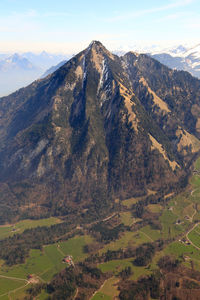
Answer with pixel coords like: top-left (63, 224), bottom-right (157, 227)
top-left (186, 222), bottom-right (200, 251)
top-left (0, 274), bottom-right (28, 282)
top-left (89, 278), bottom-right (109, 300)
top-left (0, 275), bottom-right (29, 298)
top-left (140, 230), bottom-right (153, 242)
top-left (73, 287), bottom-right (79, 300)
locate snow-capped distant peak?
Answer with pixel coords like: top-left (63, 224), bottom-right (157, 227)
top-left (183, 44), bottom-right (200, 59)
top-left (0, 53), bottom-right (37, 71)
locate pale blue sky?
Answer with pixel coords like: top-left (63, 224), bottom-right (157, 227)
top-left (0, 0), bottom-right (199, 53)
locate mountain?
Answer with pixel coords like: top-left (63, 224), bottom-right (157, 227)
top-left (0, 53), bottom-right (36, 71)
top-left (150, 53), bottom-right (186, 70)
top-left (0, 41), bottom-right (200, 223)
top-left (0, 53), bottom-right (42, 97)
top-left (183, 43), bottom-right (200, 59)
top-left (150, 44), bottom-right (200, 79)
top-left (115, 43), bottom-right (200, 79)
top-left (23, 51), bottom-right (69, 70)
top-left (167, 45), bottom-right (188, 56)
top-left (114, 44), bottom-right (188, 58)
top-left (0, 53), bottom-right (9, 60)
top-left (0, 52), bottom-right (70, 96)
top-left (41, 59), bottom-right (68, 78)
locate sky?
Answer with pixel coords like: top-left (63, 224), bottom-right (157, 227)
top-left (0, 0), bottom-right (200, 54)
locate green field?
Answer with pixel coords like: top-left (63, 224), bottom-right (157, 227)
top-left (188, 230), bottom-right (200, 248)
top-left (1, 156), bottom-right (200, 299)
top-left (147, 204), bottom-right (162, 214)
top-left (195, 224), bottom-right (200, 234)
top-left (0, 277), bottom-right (26, 299)
top-left (98, 258), bottom-right (152, 281)
top-left (194, 157), bottom-right (200, 171)
top-left (99, 231), bottom-right (149, 255)
top-left (92, 276), bottom-right (119, 300)
top-left (0, 217), bottom-right (62, 240)
top-left (122, 197), bottom-right (142, 208)
top-left (140, 225), bottom-right (161, 241)
top-left (92, 292), bottom-right (111, 300)
top-left (190, 175), bottom-right (200, 187)
top-left (0, 235), bottom-right (93, 298)
top-left (59, 235), bottom-right (93, 262)
top-left (165, 241), bottom-right (199, 259)
top-left (159, 205), bottom-right (190, 239)
top-left (91, 155), bottom-right (200, 298)
top-left (120, 212), bottom-right (134, 226)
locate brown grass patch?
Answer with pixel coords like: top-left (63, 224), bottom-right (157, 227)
top-left (118, 82), bottom-right (139, 132)
top-left (140, 77), bottom-right (170, 113)
top-left (176, 128), bottom-right (200, 153)
top-left (149, 134), bottom-right (178, 170)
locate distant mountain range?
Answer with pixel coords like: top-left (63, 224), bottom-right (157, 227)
top-left (0, 52), bottom-right (70, 96)
top-left (150, 44), bottom-right (200, 79)
top-left (114, 44), bottom-right (200, 79)
top-left (41, 59), bottom-right (68, 78)
top-left (0, 53), bottom-right (37, 71)
top-left (1, 43), bottom-right (200, 98)
top-left (22, 51), bottom-right (68, 70)
top-left (41, 43), bottom-right (200, 80)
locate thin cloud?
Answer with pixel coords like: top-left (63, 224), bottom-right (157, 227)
top-left (42, 12), bottom-right (75, 17)
top-left (153, 11), bottom-right (191, 23)
top-left (184, 14), bottom-right (200, 29)
top-left (0, 10), bottom-right (40, 33)
top-left (106, 0), bottom-right (195, 22)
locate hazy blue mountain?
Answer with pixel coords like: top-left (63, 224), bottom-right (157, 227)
top-left (41, 59), bottom-right (68, 78)
top-left (0, 53), bottom-right (37, 71)
top-left (0, 53), bottom-right (42, 96)
top-left (0, 52), bottom-right (71, 96)
top-left (150, 44), bottom-right (200, 79)
top-left (23, 51), bottom-right (68, 70)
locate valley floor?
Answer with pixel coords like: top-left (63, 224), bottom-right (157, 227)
top-left (1, 158), bottom-right (200, 299)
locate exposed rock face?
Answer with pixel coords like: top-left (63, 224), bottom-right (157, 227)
top-left (0, 41), bottom-right (200, 222)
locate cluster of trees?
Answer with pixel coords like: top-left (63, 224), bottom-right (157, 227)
top-left (85, 240), bottom-right (163, 266)
top-left (118, 271), bottom-right (161, 300)
top-left (119, 266), bottom-right (132, 280)
top-left (133, 243), bottom-right (155, 267)
top-left (26, 262), bottom-right (106, 299)
top-left (0, 221), bottom-right (74, 265)
top-left (158, 255), bottom-right (180, 272)
top-left (90, 222), bottom-right (127, 242)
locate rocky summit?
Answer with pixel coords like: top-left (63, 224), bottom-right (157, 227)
top-left (0, 41), bottom-right (200, 223)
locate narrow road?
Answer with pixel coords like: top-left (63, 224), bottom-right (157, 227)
top-left (191, 189), bottom-right (197, 196)
top-left (186, 222), bottom-right (200, 251)
top-left (89, 278), bottom-right (109, 300)
top-left (73, 288), bottom-right (79, 300)
top-left (140, 230), bottom-right (154, 242)
top-left (102, 213), bottom-right (116, 222)
top-left (36, 275), bottom-right (46, 283)
top-left (57, 244), bottom-right (65, 256)
top-left (85, 213), bottom-right (117, 228)
top-left (58, 212), bottom-right (117, 239)
top-left (190, 208), bottom-right (197, 222)
top-left (0, 280), bottom-right (29, 298)
top-left (0, 274), bottom-right (27, 282)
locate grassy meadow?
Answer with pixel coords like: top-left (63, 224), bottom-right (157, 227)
top-left (0, 217), bottom-right (62, 240)
top-left (0, 235), bottom-right (93, 298)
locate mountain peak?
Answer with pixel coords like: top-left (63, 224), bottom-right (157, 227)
top-left (84, 40), bottom-right (115, 64)
top-left (1, 40), bottom-right (200, 222)
top-left (86, 40), bottom-right (106, 54)
top-left (89, 40), bottom-right (103, 48)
